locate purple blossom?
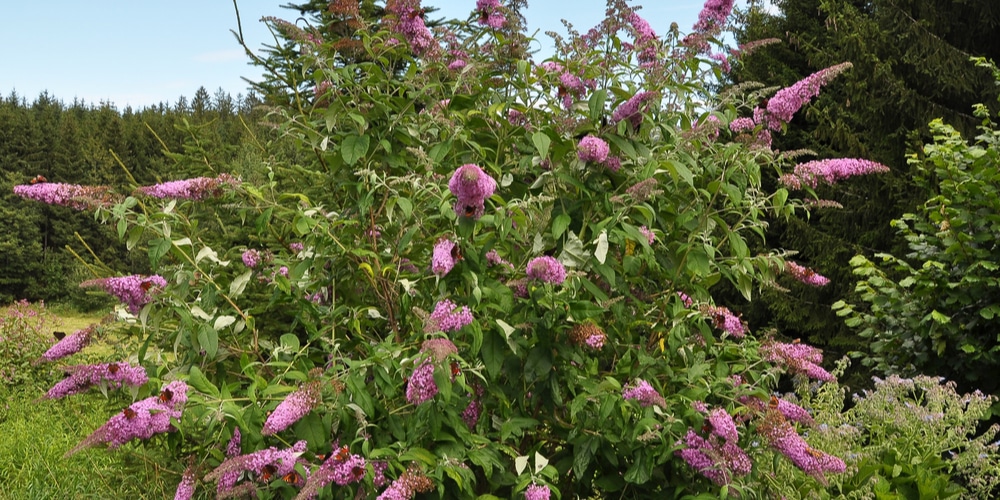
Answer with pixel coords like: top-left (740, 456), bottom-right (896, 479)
top-left (448, 164), bottom-right (497, 219)
top-left (677, 291), bottom-right (693, 307)
top-left (707, 408), bottom-right (738, 442)
top-left (760, 63), bottom-right (852, 130)
top-left (297, 448), bottom-right (367, 498)
top-left (526, 256), bottom-right (566, 285)
top-left (760, 419), bottom-right (845, 481)
top-left (421, 338), bottom-right (458, 361)
top-left (706, 305), bottom-right (746, 337)
top-left (174, 466), bottom-right (196, 500)
top-left (729, 117), bottom-right (756, 133)
top-left (432, 238), bottom-right (459, 276)
top-left (80, 275), bottom-right (167, 314)
top-left (289, 242), bottom-right (304, 253)
top-left (775, 398), bottom-right (815, 425)
top-left (761, 340), bottom-right (835, 382)
top-left (710, 52), bottom-right (731, 72)
top-left (525, 484), bottom-right (551, 500)
top-left (45, 361), bottom-right (148, 399)
top-left (622, 379), bottom-right (665, 407)
top-left (693, 0), bottom-right (735, 33)
top-left (262, 381), bottom-right (321, 435)
top-left (585, 333), bottom-right (606, 350)
top-left (611, 91), bottom-right (657, 128)
top-left (462, 398), bottom-right (483, 428)
top-left (136, 174), bottom-right (239, 200)
top-left (676, 429), bottom-right (751, 485)
top-left (448, 59), bottom-right (467, 70)
top-left (785, 261), bottom-right (830, 287)
top-left (217, 428), bottom-right (242, 497)
top-left (577, 135), bottom-right (610, 163)
top-left (384, 0), bottom-right (435, 55)
top-left (40, 324), bottom-right (95, 361)
top-left (206, 440), bottom-right (308, 487)
top-left (486, 249), bottom-right (513, 269)
top-left (242, 249), bottom-right (261, 268)
top-left (626, 11), bottom-right (658, 65)
top-left (406, 361), bottom-right (438, 405)
top-left (780, 158), bottom-right (890, 189)
top-left (67, 380), bottom-right (188, 456)
top-left (603, 155), bottom-right (622, 172)
top-left (639, 226), bottom-right (655, 245)
top-left (13, 181), bottom-right (115, 210)
top-left (476, 0), bottom-right (505, 28)
top-left (427, 299), bottom-right (474, 332)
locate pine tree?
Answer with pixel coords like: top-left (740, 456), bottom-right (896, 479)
top-left (730, 0), bottom-right (1000, 375)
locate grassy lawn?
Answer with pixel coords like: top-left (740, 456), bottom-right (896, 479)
top-left (0, 306), bottom-right (176, 499)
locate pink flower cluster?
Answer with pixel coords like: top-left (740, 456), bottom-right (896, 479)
top-left (385, 0), bottom-right (435, 55)
top-left (135, 174), bottom-right (238, 200)
top-left (448, 164), bottom-right (497, 219)
top-left (779, 158), bottom-right (890, 189)
top-left (676, 404), bottom-right (751, 485)
top-left (759, 418), bottom-right (846, 482)
top-left (45, 361), bottom-right (148, 399)
top-left (577, 135), bottom-right (609, 163)
top-left (206, 440), bottom-right (308, 489)
top-left (13, 182), bottom-right (115, 210)
top-left (622, 378), bottom-right (665, 407)
top-left (524, 484), bottom-right (551, 500)
top-left (242, 249), bottom-right (261, 268)
top-left (785, 261), bottom-right (830, 286)
top-left (67, 380), bottom-right (188, 456)
top-left (705, 305), bottom-right (747, 337)
top-left (476, 0), bottom-right (505, 29)
top-left (262, 380), bottom-right (321, 435)
top-left (462, 397), bottom-right (483, 428)
top-left (174, 466), bottom-right (197, 500)
top-left (526, 256), bottom-right (566, 285)
top-left (611, 91), bottom-right (658, 128)
top-left (80, 274), bottom-right (167, 314)
top-left (297, 447), bottom-right (367, 498)
top-left (432, 238), bottom-right (459, 276)
top-left (693, 0), bottom-right (735, 32)
top-left (626, 11), bottom-right (658, 65)
top-left (376, 466), bottom-right (434, 500)
top-left (427, 299), bottom-right (474, 332)
top-left (406, 361), bottom-right (438, 405)
top-left (485, 249), bottom-right (513, 269)
top-left (759, 63), bottom-right (853, 130)
top-left (676, 428), bottom-right (751, 485)
top-left (40, 324), bottom-right (96, 361)
top-left (760, 340), bottom-right (835, 381)
top-left (638, 226), bottom-right (655, 245)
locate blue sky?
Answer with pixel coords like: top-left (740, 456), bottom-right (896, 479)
top-left (0, 1), bottom-right (744, 109)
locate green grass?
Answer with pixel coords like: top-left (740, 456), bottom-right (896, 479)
top-left (0, 388), bottom-right (175, 499)
top-left (0, 306), bottom-right (177, 499)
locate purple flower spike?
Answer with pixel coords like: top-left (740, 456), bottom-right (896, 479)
top-left (135, 174), bottom-right (239, 200)
top-left (13, 181), bottom-right (116, 210)
top-left (526, 256), bottom-right (567, 285)
top-left (448, 164), bottom-right (497, 220)
top-left (622, 379), bottom-right (665, 407)
top-left (577, 135), bottom-right (610, 163)
top-left (45, 361), bottom-right (148, 399)
top-left (40, 324), bottom-right (96, 361)
top-left (432, 238), bottom-right (459, 276)
top-left (406, 361), bottom-right (438, 405)
top-left (174, 466), bottom-right (197, 500)
top-left (262, 381), bottom-right (321, 435)
top-left (426, 299), bottom-right (474, 332)
top-left (525, 484), bottom-right (551, 500)
top-left (79, 275), bottom-right (167, 314)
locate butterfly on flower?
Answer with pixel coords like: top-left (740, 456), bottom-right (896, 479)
top-left (260, 464), bottom-right (276, 482)
top-left (450, 361), bottom-right (461, 377)
top-left (108, 363), bottom-right (121, 375)
top-left (768, 395), bottom-right (780, 410)
top-left (122, 407), bottom-right (137, 420)
top-left (333, 445), bottom-right (351, 462)
top-left (53, 331), bottom-right (66, 341)
top-left (29, 175), bottom-right (47, 184)
top-left (282, 471), bottom-right (301, 485)
top-left (158, 387), bottom-right (173, 403)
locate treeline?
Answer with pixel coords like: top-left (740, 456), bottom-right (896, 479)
top-left (0, 87), bottom-right (273, 305)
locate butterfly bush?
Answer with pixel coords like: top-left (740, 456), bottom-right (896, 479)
top-left (40, 324), bottom-right (96, 361)
top-left (25, 0), bottom-right (932, 497)
top-left (44, 361), bottom-right (148, 399)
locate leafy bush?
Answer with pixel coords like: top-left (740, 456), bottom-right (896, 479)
top-left (758, 358), bottom-right (1000, 499)
top-left (12, 1), bottom-right (951, 498)
top-left (0, 300), bottom-right (61, 388)
top-left (835, 59), bottom-right (1000, 397)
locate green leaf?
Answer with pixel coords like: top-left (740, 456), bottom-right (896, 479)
top-left (230, 270), bottom-right (252, 297)
top-left (148, 238), bottom-right (170, 268)
top-left (930, 310), bottom-right (951, 324)
top-left (280, 333), bottom-right (301, 351)
top-left (532, 131), bottom-right (551, 158)
top-left (197, 324), bottom-right (219, 358)
top-left (666, 160), bottom-right (694, 187)
top-left (588, 89), bottom-right (607, 122)
top-left (187, 366), bottom-right (219, 397)
top-left (341, 134), bottom-right (370, 166)
top-left (552, 213), bottom-right (571, 240)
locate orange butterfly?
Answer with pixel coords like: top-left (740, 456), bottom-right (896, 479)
top-left (158, 388), bottom-right (173, 403)
top-left (108, 364), bottom-right (121, 375)
top-left (260, 464), bottom-right (276, 482)
top-left (29, 175), bottom-right (47, 184)
top-left (333, 445), bottom-right (350, 462)
top-left (123, 407), bottom-right (137, 420)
